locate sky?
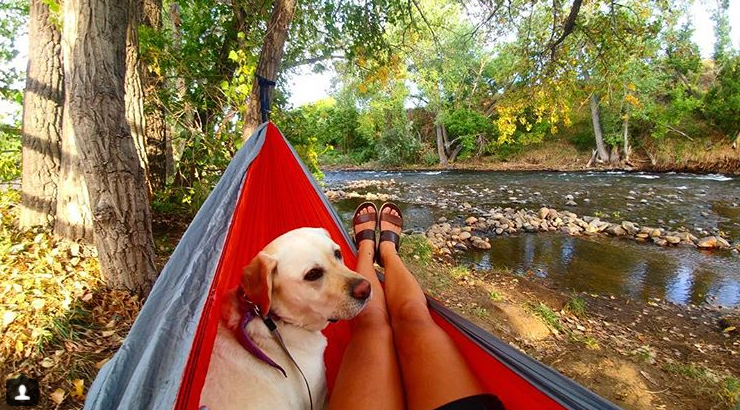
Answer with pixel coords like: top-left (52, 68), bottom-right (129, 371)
top-left (2, 0), bottom-right (740, 121)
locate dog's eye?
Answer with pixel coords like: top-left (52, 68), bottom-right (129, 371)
top-left (334, 249), bottom-right (342, 260)
top-left (304, 268), bottom-right (324, 281)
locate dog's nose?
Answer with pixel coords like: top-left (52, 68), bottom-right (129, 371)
top-left (350, 279), bottom-right (371, 301)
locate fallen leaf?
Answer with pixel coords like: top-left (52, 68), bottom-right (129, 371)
top-left (50, 388), bottom-right (66, 404)
top-left (70, 242), bottom-right (80, 256)
top-left (95, 357), bottom-right (110, 369)
top-left (2, 310), bottom-right (18, 329)
top-left (31, 299), bottom-right (45, 310)
top-left (101, 330), bottom-right (115, 337)
top-left (40, 357), bottom-right (55, 368)
top-left (724, 326), bottom-right (736, 333)
top-left (71, 379), bottom-right (85, 399)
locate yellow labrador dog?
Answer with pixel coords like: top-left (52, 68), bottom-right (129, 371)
top-left (200, 227), bottom-right (371, 410)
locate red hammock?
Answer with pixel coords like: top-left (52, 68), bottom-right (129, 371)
top-left (85, 123), bottom-right (619, 410)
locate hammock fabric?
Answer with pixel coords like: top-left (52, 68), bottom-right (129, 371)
top-left (85, 123), bottom-right (621, 410)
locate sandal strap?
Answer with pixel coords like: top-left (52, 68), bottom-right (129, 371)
top-left (353, 212), bottom-right (377, 225)
top-left (354, 229), bottom-right (376, 245)
top-left (379, 212), bottom-right (403, 227)
top-left (379, 230), bottom-right (400, 250)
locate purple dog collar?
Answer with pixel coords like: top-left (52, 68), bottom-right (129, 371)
top-left (234, 288), bottom-right (288, 377)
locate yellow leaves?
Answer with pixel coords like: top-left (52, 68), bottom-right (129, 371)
top-left (2, 310), bottom-right (17, 329)
top-left (627, 82), bottom-right (637, 91)
top-left (71, 379), bottom-right (85, 400)
top-left (50, 388), bottom-right (66, 405)
top-left (625, 93), bottom-right (643, 109)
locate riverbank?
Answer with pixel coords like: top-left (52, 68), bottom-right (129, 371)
top-left (322, 138), bottom-right (740, 175)
top-left (399, 236), bottom-right (740, 410)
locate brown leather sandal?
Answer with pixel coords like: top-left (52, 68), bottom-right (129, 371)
top-left (377, 202), bottom-right (403, 267)
top-left (352, 202), bottom-right (377, 248)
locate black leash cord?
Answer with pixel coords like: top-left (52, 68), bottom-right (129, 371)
top-left (263, 317), bottom-right (314, 410)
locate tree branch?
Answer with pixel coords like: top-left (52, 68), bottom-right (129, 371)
top-left (285, 54), bottom-right (345, 70)
top-left (548, 0), bottom-right (583, 59)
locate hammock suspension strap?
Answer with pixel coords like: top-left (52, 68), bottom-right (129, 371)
top-left (256, 74), bottom-right (277, 123)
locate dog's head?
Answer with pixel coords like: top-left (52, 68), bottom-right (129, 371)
top-left (239, 227), bottom-right (371, 332)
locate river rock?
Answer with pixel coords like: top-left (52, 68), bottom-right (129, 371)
top-left (716, 236), bottom-right (731, 249)
top-left (465, 216), bottom-right (478, 225)
top-left (459, 231), bottom-right (472, 241)
top-left (652, 237), bottom-right (668, 246)
top-left (665, 236), bottom-right (681, 245)
top-left (621, 221), bottom-right (639, 235)
top-left (539, 207), bottom-right (550, 219)
top-left (650, 228), bottom-right (662, 237)
top-left (697, 236), bottom-right (718, 249)
top-left (565, 194), bottom-right (574, 201)
top-left (606, 225), bottom-right (627, 236)
top-left (437, 217), bottom-right (448, 223)
top-left (472, 239), bottom-right (491, 250)
top-left (566, 200), bottom-right (577, 207)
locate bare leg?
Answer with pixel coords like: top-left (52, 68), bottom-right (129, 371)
top-left (328, 205), bottom-right (404, 410)
top-left (380, 206), bottom-right (484, 410)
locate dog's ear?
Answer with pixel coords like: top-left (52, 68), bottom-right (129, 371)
top-left (241, 251), bottom-right (277, 316)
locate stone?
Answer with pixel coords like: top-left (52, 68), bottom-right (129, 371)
top-left (606, 225), bottom-right (627, 236)
top-left (472, 239), bottom-right (491, 250)
top-left (437, 217), bottom-right (448, 223)
top-left (665, 236), bottom-right (681, 245)
top-left (459, 231), bottom-right (472, 241)
top-left (465, 216), bottom-right (478, 225)
top-left (454, 242), bottom-right (468, 251)
top-left (652, 237), bottom-right (668, 246)
top-left (697, 236), bottom-right (717, 249)
top-left (621, 221), bottom-right (639, 235)
top-left (650, 229), bottom-right (662, 237)
top-left (716, 236), bottom-right (731, 249)
top-left (463, 202), bottom-right (472, 209)
top-left (565, 194), bottom-right (575, 201)
top-left (566, 200), bottom-right (577, 207)
top-left (538, 207), bottom-right (550, 219)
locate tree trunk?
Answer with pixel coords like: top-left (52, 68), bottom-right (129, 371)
top-left (141, 0), bottom-right (170, 191)
top-left (125, 0), bottom-right (150, 191)
top-left (19, 0), bottom-right (63, 229)
top-left (55, 107), bottom-right (94, 241)
top-left (732, 131), bottom-right (739, 149)
top-left (622, 106), bottom-right (631, 161)
top-left (63, 0), bottom-right (157, 293)
top-left (589, 93), bottom-right (609, 162)
top-left (436, 124), bottom-right (448, 165)
top-left (241, 0), bottom-right (297, 140)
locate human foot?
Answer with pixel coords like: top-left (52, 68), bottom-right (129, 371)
top-left (353, 202), bottom-right (377, 251)
top-left (378, 203), bottom-right (403, 266)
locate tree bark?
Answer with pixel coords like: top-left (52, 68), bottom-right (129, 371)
top-left (55, 106), bottom-right (94, 241)
top-left (19, 0), bottom-right (63, 229)
top-left (241, 0), bottom-right (297, 140)
top-left (589, 93), bottom-right (609, 162)
top-left (125, 0), bottom-right (150, 191)
top-left (436, 123), bottom-right (448, 165)
top-left (622, 106), bottom-right (631, 161)
top-left (141, 0), bottom-right (170, 191)
top-left (63, 0), bottom-right (157, 293)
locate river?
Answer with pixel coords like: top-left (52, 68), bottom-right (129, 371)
top-left (325, 170), bottom-right (740, 308)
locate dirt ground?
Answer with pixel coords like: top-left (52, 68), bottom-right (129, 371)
top-left (402, 251), bottom-right (740, 410)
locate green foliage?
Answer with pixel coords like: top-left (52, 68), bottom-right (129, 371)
top-left (0, 0), bottom-right (27, 107)
top-left (442, 108), bottom-right (495, 158)
top-left (527, 301), bottom-right (563, 331)
top-left (704, 55), bottom-right (740, 137)
top-left (0, 129), bottom-right (21, 181)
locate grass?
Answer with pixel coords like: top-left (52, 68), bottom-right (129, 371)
top-left (400, 234), bottom-right (433, 264)
top-left (527, 301), bottom-right (563, 332)
top-left (488, 290), bottom-right (504, 302)
top-left (473, 307), bottom-right (489, 318)
top-left (565, 296), bottom-right (587, 318)
top-left (449, 265), bottom-right (471, 279)
top-left (664, 362), bottom-right (740, 408)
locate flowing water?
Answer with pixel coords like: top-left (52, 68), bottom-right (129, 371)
top-left (325, 170), bottom-right (740, 308)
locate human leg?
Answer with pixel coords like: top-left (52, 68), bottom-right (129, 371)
top-left (379, 205), bottom-right (484, 410)
top-left (327, 203), bottom-right (404, 410)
